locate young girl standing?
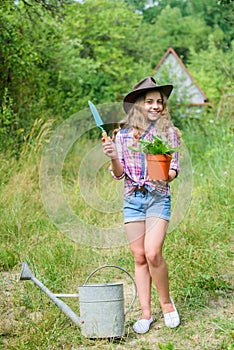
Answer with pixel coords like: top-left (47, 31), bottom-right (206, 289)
top-left (102, 76), bottom-right (181, 334)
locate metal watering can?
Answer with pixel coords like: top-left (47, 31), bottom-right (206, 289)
top-left (20, 262), bottom-right (137, 338)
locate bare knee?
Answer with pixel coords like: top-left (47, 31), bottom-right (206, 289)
top-left (146, 249), bottom-right (164, 268)
top-left (131, 249), bottom-right (147, 266)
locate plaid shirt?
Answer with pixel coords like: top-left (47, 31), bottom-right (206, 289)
top-left (110, 123), bottom-right (180, 197)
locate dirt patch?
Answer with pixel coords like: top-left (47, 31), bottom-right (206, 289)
top-left (0, 271), bottom-right (22, 336)
top-left (1, 270), bottom-right (233, 350)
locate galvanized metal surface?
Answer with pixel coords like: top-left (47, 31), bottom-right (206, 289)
top-left (20, 262), bottom-right (137, 338)
top-left (20, 262), bottom-right (81, 326)
top-left (79, 283), bottom-right (125, 338)
top-left (83, 265), bottom-right (137, 316)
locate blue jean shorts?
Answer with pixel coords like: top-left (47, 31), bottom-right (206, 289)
top-left (123, 189), bottom-right (171, 224)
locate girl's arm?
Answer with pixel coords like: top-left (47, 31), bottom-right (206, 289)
top-left (110, 158), bottom-right (124, 178)
top-left (102, 139), bottom-right (124, 178)
top-left (168, 169), bottom-right (177, 182)
top-left (167, 127), bottom-right (180, 178)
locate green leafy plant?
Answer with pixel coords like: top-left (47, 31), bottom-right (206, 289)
top-left (129, 136), bottom-right (179, 155)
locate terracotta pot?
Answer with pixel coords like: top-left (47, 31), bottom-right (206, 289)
top-left (146, 154), bottom-right (172, 181)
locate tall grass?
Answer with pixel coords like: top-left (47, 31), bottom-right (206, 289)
top-left (0, 107), bottom-right (233, 349)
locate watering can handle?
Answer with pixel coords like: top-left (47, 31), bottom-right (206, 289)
top-left (83, 265), bottom-right (137, 316)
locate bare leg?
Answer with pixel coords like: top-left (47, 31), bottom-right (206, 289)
top-left (125, 221), bottom-right (152, 319)
top-left (145, 217), bottom-right (174, 314)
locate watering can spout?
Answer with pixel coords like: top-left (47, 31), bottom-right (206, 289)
top-left (20, 263), bottom-right (137, 338)
top-left (20, 261), bottom-right (81, 326)
top-left (20, 261), bottom-right (34, 280)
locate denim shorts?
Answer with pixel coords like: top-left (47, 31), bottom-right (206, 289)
top-left (123, 189), bottom-right (171, 224)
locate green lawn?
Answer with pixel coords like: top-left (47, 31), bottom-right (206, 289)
top-left (0, 114), bottom-right (233, 349)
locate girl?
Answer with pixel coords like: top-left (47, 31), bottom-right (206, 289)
top-left (102, 76), bottom-right (181, 334)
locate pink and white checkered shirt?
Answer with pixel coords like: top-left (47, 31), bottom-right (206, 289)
top-left (110, 123), bottom-right (180, 197)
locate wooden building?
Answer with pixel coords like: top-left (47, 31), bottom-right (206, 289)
top-left (152, 47), bottom-right (208, 115)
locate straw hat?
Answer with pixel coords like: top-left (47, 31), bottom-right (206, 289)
top-left (123, 76), bottom-right (173, 114)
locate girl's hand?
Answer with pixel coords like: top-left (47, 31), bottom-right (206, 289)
top-left (167, 170), bottom-right (177, 182)
top-left (102, 138), bottom-right (119, 160)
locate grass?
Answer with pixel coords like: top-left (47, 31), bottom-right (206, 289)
top-left (0, 109), bottom-right (233, 349)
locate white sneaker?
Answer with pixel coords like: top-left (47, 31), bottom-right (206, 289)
top-left (133, 316), bottom-right (154, 334)
top-left (163, 297), bottom-right (180, 328)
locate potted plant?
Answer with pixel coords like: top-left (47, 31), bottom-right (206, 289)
top-left (129, 136), bottom-right (179, 180)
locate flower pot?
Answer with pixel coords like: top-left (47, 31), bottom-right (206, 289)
top-left (146, 154), bottom-right (172, 181)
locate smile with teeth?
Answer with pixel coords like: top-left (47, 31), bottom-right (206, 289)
top-left (149, 111), bottom-right (160, 116)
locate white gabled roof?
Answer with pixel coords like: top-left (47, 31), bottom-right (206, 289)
top-left (152, 47), bottom-right (208, 105)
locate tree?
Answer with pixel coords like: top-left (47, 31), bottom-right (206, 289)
top-left (143, 0), bottom-right (188, 22)
top-left (186, 0), bottom-right (233, 47)
top-left (140, 5), bottom-right (212, 67)
top-left (48, 0), bottom-right (149, 115)
top-left (15, 0), bottom-right (73, 15)
top-left (188, 39), bottom-right (234, 107)
top-left (0, 0), bottom-right (64, 151)
top-left (0, 0), bottom-right (233, 154)
top-left (143, 0), bottom-right (233, 48)
top-left (124, 0), bottom-right (147, 12)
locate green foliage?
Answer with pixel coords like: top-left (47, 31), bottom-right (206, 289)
top-left (124, 0), bottom-right (147, 12)
top-left (188, 40), bottom-right (234, 106)
top-left (143, 0), bottom-right (234, 48)
top-left (18, 0), bottom-right (73, 14)
top-left (0, 1), bottom-right (233, 345)
top-left (129, 135), bottom-right (179, 155)
top-left (0, 0), bottom-right (60, 141)
top-left (144, 4), bottom-right (212, 64)
top-left (0, 99), bottom-right (233, 348)
top-left (50, 0), bottom-right (146, 115)
top-left (0, 88), bottom-right (24, 155)
top-left (0, 0), bottom-right (233, 154)
top-left (158, 343), bottom-right (174, 350)
top-left (0, 247), bottom-right (19, 271)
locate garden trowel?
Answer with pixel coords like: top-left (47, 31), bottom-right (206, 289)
top-left (88, 101), bottom-right (109, 142)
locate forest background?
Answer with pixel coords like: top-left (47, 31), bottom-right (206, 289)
top-left (1, 0), bottom-right (233, 149)
top-left (0, 0), bottom-right (233, 349)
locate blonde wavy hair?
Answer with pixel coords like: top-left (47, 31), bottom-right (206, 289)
top-left (113, 90), bottom-right (182, 143)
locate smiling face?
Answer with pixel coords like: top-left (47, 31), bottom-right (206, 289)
top-left (143, 90), bottom-right (164, 122)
